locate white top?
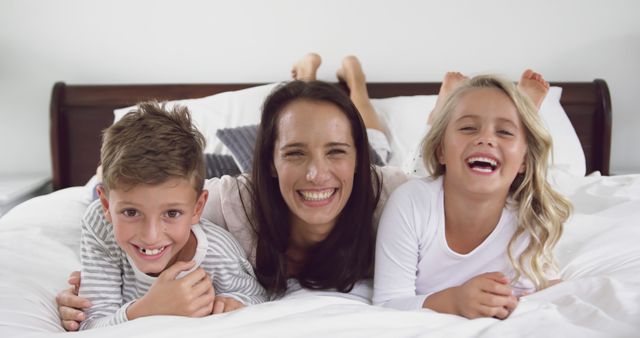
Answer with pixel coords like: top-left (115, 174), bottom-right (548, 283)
top-left (79, 200), bottom-right (267, 330)
top-left (373, 176), bottom-right (534, 310)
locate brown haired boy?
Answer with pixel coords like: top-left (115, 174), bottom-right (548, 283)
top-left (78, 101), bottom-right (266, 330)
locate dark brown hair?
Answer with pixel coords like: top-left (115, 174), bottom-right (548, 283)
top-left (101, 101), bottom-right (205, 194)
top-left (248, 80), bottom-right (381, 296)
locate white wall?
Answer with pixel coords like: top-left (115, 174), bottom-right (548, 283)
top-left (1, 0), bottom-right (639, 176)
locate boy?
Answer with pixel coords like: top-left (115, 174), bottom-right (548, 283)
top-left (78, 101), bottom-right (267, 330)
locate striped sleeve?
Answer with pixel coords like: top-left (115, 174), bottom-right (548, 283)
top-left (78, 201), bottom-right (129, 330)
top-left (201, 220), bottom-right (268, 305)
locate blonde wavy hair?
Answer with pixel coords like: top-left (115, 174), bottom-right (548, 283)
top-left (422, 75), bottom-right (572, 289)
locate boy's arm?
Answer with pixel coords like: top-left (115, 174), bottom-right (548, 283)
top-left (207, 226), bottom-right (268, 307)
top-left (78, 207), bottom-right (130, 329)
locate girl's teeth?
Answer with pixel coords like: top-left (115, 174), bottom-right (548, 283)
top-left (301, 189), bottom-right (334, 201)
top-left (138, 246), bottom-right (165, 256)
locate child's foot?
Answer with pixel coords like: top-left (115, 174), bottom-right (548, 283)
top-left (291, 53), bottom-right (322, 81)
top-left (336, 55), bottom-right (367, 91)
top-left (429, 72), bottom-right (468, 124)
top-left (518, 69), bottom-right (550, 110)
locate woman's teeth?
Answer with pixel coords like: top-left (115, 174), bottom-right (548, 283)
top-left (138, 246), bottom-right (166, 256)
top-left (300, 189), bottom-right (335, 201)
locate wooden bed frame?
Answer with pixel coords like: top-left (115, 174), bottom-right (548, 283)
top-left (50, 81), bottom-right (612, 190)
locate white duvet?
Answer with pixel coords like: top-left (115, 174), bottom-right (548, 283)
top-left (1, 171), bottom-right (639, 338)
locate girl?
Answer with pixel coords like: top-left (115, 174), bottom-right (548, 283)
top-left (373, 75), bottom-right (571, 319)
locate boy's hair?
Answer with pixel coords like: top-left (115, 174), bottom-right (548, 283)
top-left (422, 75), bottom-right (572, 290)
top-left (100, 101), bottom-right (206, 194)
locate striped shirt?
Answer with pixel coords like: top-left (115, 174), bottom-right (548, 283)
top-left (78, 200), bottom-right (267, 330)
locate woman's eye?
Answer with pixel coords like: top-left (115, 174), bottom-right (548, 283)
top-left (166, 210), bottom-right (182, 218)
top-left (328, 149), bottom-right (346, 156)
top-left (284, 151), bottom-right (304, 158)
top-left (122, 209), bottom-right (139, 217)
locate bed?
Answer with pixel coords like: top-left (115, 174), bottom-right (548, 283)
top-left (2, 79), bottom-right (639, 338)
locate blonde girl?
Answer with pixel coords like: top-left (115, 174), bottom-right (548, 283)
top-left (373, 75), bottom-right (571, 319)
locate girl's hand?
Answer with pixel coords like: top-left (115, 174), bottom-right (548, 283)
top-left (56, 271), bottom-right (92, 331)
top-left (126, 261), bottom-right (215, 319)
top-left (424, 272), bottom-right (518, 319)
top-left (212, 296), bottom-right (246, 314)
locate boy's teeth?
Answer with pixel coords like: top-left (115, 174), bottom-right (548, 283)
top-left (300, 189), bottom-right (334, 201)
top-left (138, 246), bottom-right (165, 256)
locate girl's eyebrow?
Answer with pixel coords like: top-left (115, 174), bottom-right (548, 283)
top-left (454, 114), bottom-right (519, 128)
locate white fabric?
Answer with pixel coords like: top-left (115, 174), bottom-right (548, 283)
top-left (1, 173), bottom-right (640, 337)
top-left (373, 176), bottom-right (534, 310)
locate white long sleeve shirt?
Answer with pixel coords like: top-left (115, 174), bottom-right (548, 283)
top-left (373, 176), bottom-right (534, 310)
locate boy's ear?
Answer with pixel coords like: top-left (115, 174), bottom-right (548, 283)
top-left (97, 185), bottom-right (112, 223)
top-left (192, 189), bottom-right (209, 224)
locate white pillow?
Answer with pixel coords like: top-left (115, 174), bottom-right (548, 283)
top-left (371, 86), bottom-right (586, 177)
top-left (113, 83), bottom-right (281, 154)
top-left (540, 87), bottom-right (586, 176)
top-left (370, 95), bottom-right (436, 168)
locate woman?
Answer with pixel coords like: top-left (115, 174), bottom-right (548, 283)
top-left (56, 54), bottom-right (410, 330)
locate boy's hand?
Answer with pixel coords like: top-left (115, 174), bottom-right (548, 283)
top-left (424, 272), bottom-right (518, 319)
top-left (127, 261), bottom-right (215, 319)
top-left (56, 271), bottom-right (92, 331)
top-left (213, 296), bottom-right (245, 314)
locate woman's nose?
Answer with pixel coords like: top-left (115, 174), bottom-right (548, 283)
top-left (306, 158), bottom-right (330, 183)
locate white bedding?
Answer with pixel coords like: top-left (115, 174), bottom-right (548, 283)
top-left (1, 171), bottom-right (639, 338)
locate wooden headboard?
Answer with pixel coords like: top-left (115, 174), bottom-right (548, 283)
top-left (50, 80), bottom-right (611, 190)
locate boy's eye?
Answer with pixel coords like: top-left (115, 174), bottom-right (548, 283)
top-left (122, 209), bottom-right (139, 217)
top-left (165, 210), bottom-right (182, 218)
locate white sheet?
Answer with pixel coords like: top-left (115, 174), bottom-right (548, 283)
top-left (1, 173), bottom-right (639, 338)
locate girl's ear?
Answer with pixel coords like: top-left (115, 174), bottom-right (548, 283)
top-left (437, 145), bottom-right (445, 165)
top-left (97, 185), bottom-right (112, 223)
top-left (518, 162), bottom-right (526, 174)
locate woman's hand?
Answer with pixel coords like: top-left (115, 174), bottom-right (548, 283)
top-left (424, 272), bottom-right (518, 319)
top-left (56, 271), bottom-right (92, 331)
top-left (212, 296), bottom-right (246, 314)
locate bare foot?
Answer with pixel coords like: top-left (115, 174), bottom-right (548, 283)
top-left (291, 53), bottom-right (322, 81)
top-left (429, 72), bottom-right (468, 124)
top-left (336, 55), bottom-right (367, 91)
top-left (518, 69), bottom-right (550, 110)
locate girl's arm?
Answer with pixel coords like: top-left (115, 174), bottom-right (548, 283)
top-left (423, 272), bottom-right (518, 319)
top-left (373, 183), bottom-right (429, 310)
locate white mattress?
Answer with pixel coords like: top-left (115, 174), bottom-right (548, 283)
top-left (1, 171), bottom-right (639, 338)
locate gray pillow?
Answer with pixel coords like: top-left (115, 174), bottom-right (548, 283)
top-left (203, 153), bottom-right (241, 178)
top-left (216, 124), bottom-right (384, 173)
